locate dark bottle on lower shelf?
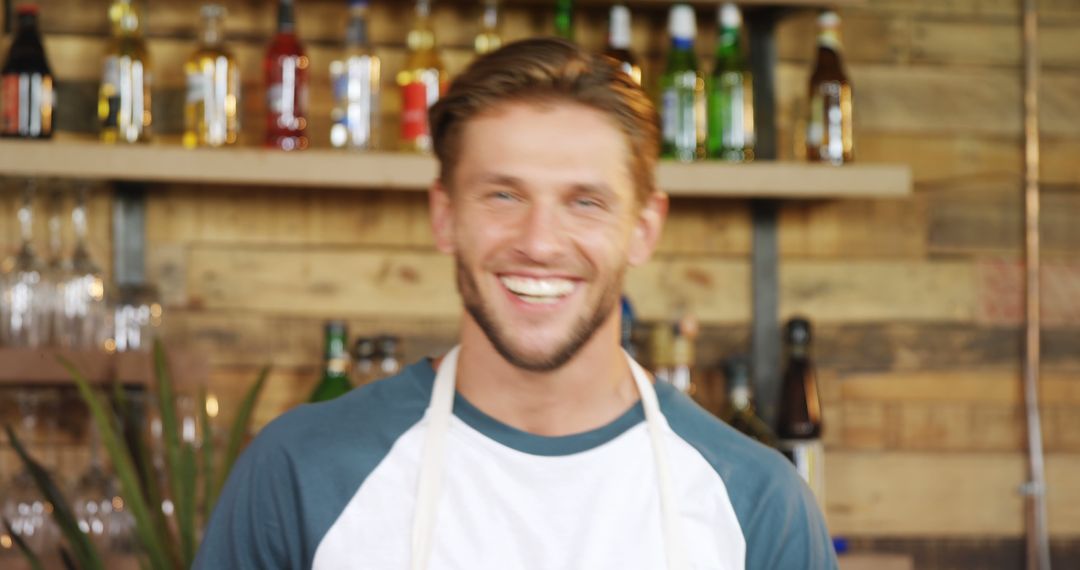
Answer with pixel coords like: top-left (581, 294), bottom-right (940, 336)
top-left (777, 316), bottom-right (825, 504)
top-left (1, 5), bottom-right (54, 139)
top-left (309, 321), bottom-right (352, 403)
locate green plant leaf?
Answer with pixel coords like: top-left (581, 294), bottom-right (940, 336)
top-left (3, 425), bottom-right (105, 570)
top-left (2, 516), bottom-right (46, 570)
top-left (59, 359), bottom-right (173, 570)
top-left (198, 386), bottom-right (217, 526)
top-left (151, 341), bottom-right (191, 566)
top-left (178, 442), bottom-right (198, 567)
top-left (219, 365), bottom-right (270, 495)
top-left (59, 546), bottom-right (77, 570)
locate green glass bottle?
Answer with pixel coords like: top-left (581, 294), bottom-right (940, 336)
top-left (660, 4), bottom-right (704, 162)
top-left (554, 0), bottom-right (573, 41)
top-left (706, 3), bottom-right (754, 161)
top-left (720, 356), bottom-right (777, 447)
top-left (309, 321), bottom-right (353, 403)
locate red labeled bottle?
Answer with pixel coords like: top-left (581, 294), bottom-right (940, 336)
top-left (397, 0), bottom-right (445, 152)
top-left (264, 0), bottom-right (309, 150)
top-left (2, 5), bottom-right (54, 138)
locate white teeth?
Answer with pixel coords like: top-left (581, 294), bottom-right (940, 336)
top-left (500, 276), bottom-right (575, 302)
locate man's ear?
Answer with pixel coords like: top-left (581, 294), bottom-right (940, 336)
top-left (430, 180), bottom-right (455, 254)
top-left (627, 191), bottom-right (668, 267)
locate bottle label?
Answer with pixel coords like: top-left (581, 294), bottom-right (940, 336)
top-left (101, 56), bottom-right (121, 129)
top-left (1, 74), bottom-right (20, 134)
top-left (186, 70), bottom-right (208, 104)
top-left (401, 70), bottom-right (442, 144)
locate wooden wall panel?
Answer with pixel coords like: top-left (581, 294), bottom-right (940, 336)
top-left (826, 452), bottom-right (1080, 537)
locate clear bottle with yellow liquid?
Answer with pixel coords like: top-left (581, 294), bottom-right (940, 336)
top-left (183, 4), bottom-right (240, 148)
top-left (474, 0), bottom-right (502, 56)
top-left (99, 0), bottom-right (152, 143)
top-left (397, 0), bottom-right (445, 152)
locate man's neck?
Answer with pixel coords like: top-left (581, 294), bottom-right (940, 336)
top-left (446, 313), bottom-right (640, 437)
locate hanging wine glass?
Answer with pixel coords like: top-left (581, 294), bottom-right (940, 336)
top-left (0, 389), bottom-right (61, 559)
top-left (110, 282), bottom-right (162, 353)
top-left (54, 183), bottom-right (109, 349)
top-left (1, 179), bottom-right (50, 347)
top-left (43, 183), bottom-right (73, 347)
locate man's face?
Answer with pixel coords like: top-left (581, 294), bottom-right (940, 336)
top-left (430, 101), bottom-right (666, 372)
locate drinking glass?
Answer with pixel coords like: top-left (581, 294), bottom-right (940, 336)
top-left (1, 179), bottom-right (50, 347)
top-left (54, 183), bottom-right (109, 349)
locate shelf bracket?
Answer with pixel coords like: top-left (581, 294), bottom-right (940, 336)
top-left (747, 7), bottom-right (783, 428)
top-left (112, 182), bottom-right (147, 286)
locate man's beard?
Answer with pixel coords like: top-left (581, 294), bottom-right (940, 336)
top-left (456, 256), bottom-right (623, 372)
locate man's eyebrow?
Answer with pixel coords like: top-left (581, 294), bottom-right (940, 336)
top-left (570, 182), bottom-right (616, 199)
top-left (472, 173), bottom-right (524, 188)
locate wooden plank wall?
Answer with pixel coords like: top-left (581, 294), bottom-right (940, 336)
top-left (2, 0), bottom-right (1080, 561)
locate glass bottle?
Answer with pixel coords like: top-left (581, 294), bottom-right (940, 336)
top-left (99, 0), bottom-right (152, 144)
top-left (352, 336), bottom-right (376, 385)
top-left (474, 0), bottom-right (502, 56)
top-left (720, 356), bottom-right (777, 447)
top-left (265, 0), bottom-right (309, 151)
top-left (660, 4), bottom-right (705, 162)
top-left (602, 5), bottom-right (641, 85)
top-left (777, 317), bottom-right (826, 504)
top-left (806, 10), bottom-right (853, 165)
top-left (554, 0), bottom-right (574, 41)
top-left (309, 321), bottom-right (352, 402)
top-left (1, 4), bottom-right (54, 138)
top-left (397, 0), bottom-right (445, 153)
top-left (707, 3), bottom-right (754, 161)
top-left (184, 4), bottom-right (240, 148)
top-left (374, 335), bottom-right (402, 380)
top-left (330, 0), bottom-right (381, 150)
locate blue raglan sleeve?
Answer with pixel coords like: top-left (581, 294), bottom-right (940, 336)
top-left (193, 433), bottom-right (306, 570)
top-left (740, 460), bottom-right (838, 570)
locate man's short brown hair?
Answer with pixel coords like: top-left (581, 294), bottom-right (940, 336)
top-left (429, 38), bottom-right (660, 203)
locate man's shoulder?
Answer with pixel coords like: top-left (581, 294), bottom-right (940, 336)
top-left (250, 359), bottom-right (435, 462)
top-left (657, 382), bottom-right (796, 490)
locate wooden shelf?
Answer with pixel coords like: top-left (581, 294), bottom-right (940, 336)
top-left (0, 139), bottom-right (910, 200)
top-left (0, 347), bottom-right (206, 389)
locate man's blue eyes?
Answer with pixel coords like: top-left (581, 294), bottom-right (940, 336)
top-left (487, 193), bottom-right (602, 209)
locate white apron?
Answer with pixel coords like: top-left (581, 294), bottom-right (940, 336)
top-left (410, 346), bottom-right (688, 570)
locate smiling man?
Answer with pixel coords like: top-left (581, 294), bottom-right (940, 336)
top-left (195, 38), bottom-right (836, 570)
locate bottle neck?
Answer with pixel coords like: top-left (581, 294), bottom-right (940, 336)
top-left (111, 1), bottom-right (143, 37)
top-left (408, 0), bottom-right (436, 52)
top-left (608, 8), bottom-right (630, 50)
top-left (671, 36), bottom-right (694, 52)
top-left (788, 344), bottom-right (809, 360)
top-left (277, 0), bottom-right (296, 34)
top-left (324, 334), bottom-right (349, 378)
top-left (482, 2), bottom-right (498, 31)
top-left (817, 27), bottom-right (842, 51)
top-left (202, 16), bottom-right (225, 47)
top-left (715, 26), bottom-right (741, 60)
top-left (555, 0), bottom-right (573, 40)
top-left (346, 5), bottom-right (370, 48)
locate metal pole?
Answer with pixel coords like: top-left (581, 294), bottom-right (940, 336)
top-left (1020, 0), bottom-right (1050, 566)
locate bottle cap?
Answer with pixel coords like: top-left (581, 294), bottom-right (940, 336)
top-left (818, 10), bottom-right (841, 29)
top-left (353, 337), bottom-right (376, 359)
top-left (325, 320), bottom-right (348, 338)
top-left (609, 5), bottom-right (632, 49)
top-left (668, 4), bottom-right (697, 41)
top-left (15, 4), bottom-right (40, 16)
top-left (784, 317), bottom-right (812, 346)
top-left (719, 3), bottom-right (741, 28)
top-left (375, 335), bottom-right (400, 357)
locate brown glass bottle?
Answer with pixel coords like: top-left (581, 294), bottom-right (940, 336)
top-left (777, 317), bottom-right (822, 440)
top-left (2, 5), bottom-right (54, 138)
top-left (806, 10), bottom-right (852, 165)
top-left (602, 5), bottom-right (641, 85)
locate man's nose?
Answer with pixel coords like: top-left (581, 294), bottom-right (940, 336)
top-left (515, 202), bottom-right (566, 263)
